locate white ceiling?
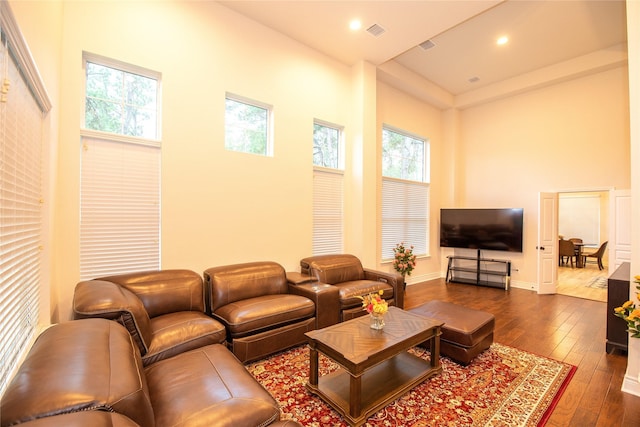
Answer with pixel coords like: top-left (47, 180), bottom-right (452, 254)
top-left (218, 0), bottom-right (627, 96)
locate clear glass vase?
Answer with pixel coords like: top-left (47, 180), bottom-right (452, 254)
top-left (370, 312), bottom-right (385, 330)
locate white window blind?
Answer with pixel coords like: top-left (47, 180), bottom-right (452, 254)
top-left (0, 31), bottom-right (44, 394)
top-left (313, 168), bottom-right (343, 255)
top-left (381, 178), bottom-right (429, 260)
top-left (80, 136), bottom-right (160, 279)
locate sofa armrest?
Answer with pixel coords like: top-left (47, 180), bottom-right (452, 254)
top-left (363, 268), bottom-right (405, 309)
top-left (285, 271), bottom-right (317, 285)
top-left (73, 280), bottom-right (153, 354)
top-left (287, 282), bottom-right (340, 329)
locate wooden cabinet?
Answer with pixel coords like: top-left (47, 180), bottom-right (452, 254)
top-left (606, 262), bottom-right (630, 353)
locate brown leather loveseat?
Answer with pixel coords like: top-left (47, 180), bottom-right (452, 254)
top-left (0, 318), bottom-right (301, 427)
top-left (73, 269), bottom-right (227, 366)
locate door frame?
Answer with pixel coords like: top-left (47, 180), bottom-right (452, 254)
top-left (537, 186), bottom-right (619, 294)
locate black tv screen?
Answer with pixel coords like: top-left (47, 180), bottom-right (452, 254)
top-left (440, 208), bottom-right (524, 252)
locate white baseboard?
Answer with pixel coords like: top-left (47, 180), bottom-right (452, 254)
top-left (622, 372), bottom-right (640, 397)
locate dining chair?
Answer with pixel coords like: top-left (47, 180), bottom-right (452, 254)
top-left (582, 241), bottom-right (608, 270)
top-left (558, 239), bottom-right (576, 268)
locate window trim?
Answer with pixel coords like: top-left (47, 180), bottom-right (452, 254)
top-left (82, 51), bottom-right (162, 142)
top-left (382, 124), bottom-right (430, 184)
top-left (224, 92), bottom-right (274, 156)
top-left (380, 125), bottom-right (430, 262)
top-left (313, 119), bottom-right (344, 170)
top-left (79, 54), bottom-right (162, 281)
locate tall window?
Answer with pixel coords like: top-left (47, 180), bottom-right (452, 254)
top-left (1, 3), bottom-right (52, 395)
top-left (312, 121), bottom-right (343, 255)
top-left (225, 94), bottom-right (271, 156)
top-left (381, 126), bottom-right (430, 260)
top-left (80, 53), bottom-right (161, 280)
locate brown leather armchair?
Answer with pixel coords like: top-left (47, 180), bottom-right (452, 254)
top-left (73, 269), bottom-right (227, 366)
top-left (297, 254), bottom-right (404, 324)
top-left (204, 261), bottom-right (316, 363)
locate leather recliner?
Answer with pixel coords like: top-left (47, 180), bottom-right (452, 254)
top-left (73, 269), bottom-right (227, 366)
top-left (298, 253), bottom-right (404, 323)
top-left (0, 318), bottom-right (302, 427)
top-left (204, 261), bottom-right (316, 363)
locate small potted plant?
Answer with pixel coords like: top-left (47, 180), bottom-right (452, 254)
top-left (393, 242), bottom-right (417, 290)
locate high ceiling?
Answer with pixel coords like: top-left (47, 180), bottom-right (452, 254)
top-left (218, 0), bottom-right (627, 97)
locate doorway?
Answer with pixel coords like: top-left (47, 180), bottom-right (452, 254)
top-left (556, 191), bottom-right (609, 302)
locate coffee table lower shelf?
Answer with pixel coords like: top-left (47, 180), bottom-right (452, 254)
top-left (306, 351), bottom-right (441, 427)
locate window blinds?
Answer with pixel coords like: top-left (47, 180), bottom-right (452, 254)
top-left (313, 168), bottom-right (343, 255)
top-left (0, 36), bottom-right (43, 395)
top-left (381, 178), bottom-right (429, 260)
top-left (80, 136), bottom-right (160, 280)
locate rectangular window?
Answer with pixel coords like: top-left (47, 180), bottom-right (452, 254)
top-left (313, 122), bottom-right (344, 255)
top-left (381, 126), bottom-right (430, 260)
top-left (85, 56), bottom-right (159, 139)
top-left (1, 15), bottom-right (50, 395)
top-left (313, 122), bottom-right (342, 169)
top-left (80, 53), bottom-right (161, 280)
top-left (225, 94), bottom-right (271, 156)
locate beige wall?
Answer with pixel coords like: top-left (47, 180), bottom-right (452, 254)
top-left (457, 66), bottom-right (630, 287)
top-left (8, 1), bottom-right (632, 316)
top-left (7, 0), bottom-right (638, 395)
top-left (53, 1), bottom-right (355, 320)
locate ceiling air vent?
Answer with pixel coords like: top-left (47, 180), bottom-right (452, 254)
top-left (366, 23), bottom-right (386, 37)
top-left (419, 39), bottom-right (436, 50)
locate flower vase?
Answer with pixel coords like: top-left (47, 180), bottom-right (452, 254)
top-left (370, 312), bottom-right (385, 330)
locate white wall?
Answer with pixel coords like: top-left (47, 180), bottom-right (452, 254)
top-left (51, 1), bottom-right (355, 320)
top-left (9, 0), bottom-right (632, 316)
top-left (457, 66), bottom-right (630, 288)
top-left (623, 0), bottom-right (640, 398)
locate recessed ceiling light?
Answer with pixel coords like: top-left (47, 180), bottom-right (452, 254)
top-left (349, 20), bottom-right (362, 31)
top-left (497, 36), bottom-right (509, 45)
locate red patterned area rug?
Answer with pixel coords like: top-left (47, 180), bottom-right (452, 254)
top-left (246, 343), bottom-right (576, 427)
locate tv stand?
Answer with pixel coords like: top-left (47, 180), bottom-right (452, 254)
top-left (446, 250), bottom-right (511, 290)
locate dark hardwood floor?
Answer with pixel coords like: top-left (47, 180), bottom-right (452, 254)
top-left (405, 279), bottom-right (640, 427)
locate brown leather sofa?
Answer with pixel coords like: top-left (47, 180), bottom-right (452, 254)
top-left (0, 318), bottom-right (300, 427)
top-left (297, 254), bottom-right (404, 323)
top-left (204, 261), bottom-right (316, 363)
top-left (73, 269), bottom-right (227, 366)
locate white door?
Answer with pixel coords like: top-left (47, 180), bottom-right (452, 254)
top-left (610, 189), bottom-right (632, 271)
top-left (538, 192), bottom-right (558, 294)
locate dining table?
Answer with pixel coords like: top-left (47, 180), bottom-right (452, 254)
top-left (574, 242), bottom-right (584, 268)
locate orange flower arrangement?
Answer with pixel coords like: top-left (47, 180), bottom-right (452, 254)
top-left (614, 275), bottom-right (640, 338)
top-left (358, 290), bottom-right (388, 315)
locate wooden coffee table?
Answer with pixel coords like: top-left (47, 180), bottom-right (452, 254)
top-left (304, 306), bottom-right (443, 426)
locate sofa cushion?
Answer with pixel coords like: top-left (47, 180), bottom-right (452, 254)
top-left (142, 311), bottom-right (227, 366)
top-left (303, 254), bottom-right (365, 284)
top-left (145, 344), bottom-right (280, 427)
top-left (0, 319), bottom-right (154, 427)
top-left (334, 280), bottom-right (394, 309)
top-left (214, 294), bottom-right (316, 338)
top-left (206, 262), bottom-right (289, 313)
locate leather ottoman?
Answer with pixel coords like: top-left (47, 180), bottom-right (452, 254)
top-left (408, 300), bottom-right (495, 365)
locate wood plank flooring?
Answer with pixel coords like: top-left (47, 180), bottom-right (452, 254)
top-left (557, 263), bottom-right (608, 302)
top-left (405, 279), bottom-right (640, 426)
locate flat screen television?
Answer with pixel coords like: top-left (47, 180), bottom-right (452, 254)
top-left (440, 208), bottom-right (524, 252)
